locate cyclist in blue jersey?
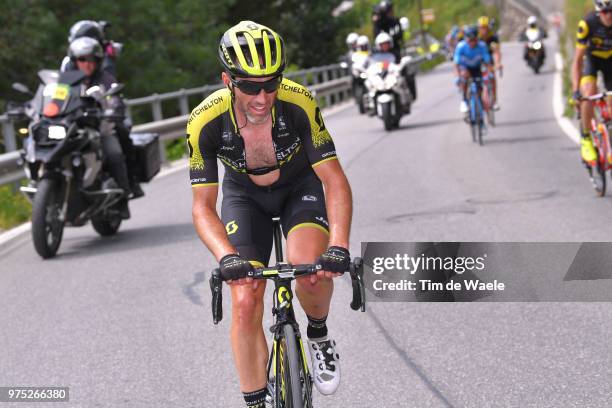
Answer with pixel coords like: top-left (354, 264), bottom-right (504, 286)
top-left (453, 26), bottom-right (493, 113)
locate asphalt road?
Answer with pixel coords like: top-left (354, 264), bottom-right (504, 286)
top-left (2, 22), bottom-right (612, 408)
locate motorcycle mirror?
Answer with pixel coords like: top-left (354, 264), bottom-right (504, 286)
top-left (12, 82), bottom-right (33, 96)
top-left (85, 85), bottom-right (104, 100)
top-left (340, 62), bottom-right (349, 69)
top-left (105, 83), bottom-right (125, 97)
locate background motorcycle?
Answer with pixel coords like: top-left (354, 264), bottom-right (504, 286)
top-left (8, 69), bottom-right (159, 259)
top-left (363, 54), bottom-right (414, 131)
top-left (524, 29), bottom-right (545, 74)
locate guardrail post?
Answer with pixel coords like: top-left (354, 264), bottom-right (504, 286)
top-left (179, 89), bottom-right (189, 116)
top-left (152, 94), bottom-right (163, 122)
top-left (159, 138), bottom-right (168, 166)
top-left (2, 119), bottom-right (17, 152)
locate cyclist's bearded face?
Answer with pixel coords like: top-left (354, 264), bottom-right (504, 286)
top-left (600, 10), bottom-right (612, 26)
top-left (224, 74), bottom-right (277, 125)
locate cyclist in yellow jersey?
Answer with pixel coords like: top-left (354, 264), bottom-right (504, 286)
top-left (478, 16), bottom-right (502, 110)
top-left (188, 21), bottom-right (352, 407)
top-left (572, 0), bottom-right (612, 164)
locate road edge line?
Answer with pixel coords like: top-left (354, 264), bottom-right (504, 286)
top-left (553, 52), bottom-right (580, 145)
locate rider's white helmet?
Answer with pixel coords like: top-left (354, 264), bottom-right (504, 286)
top-left (594, 0), bottom-right (612, 11)
top-left (346, 32), bottom-right (359, 46)
top-left (357, 35), bottom-right (369, 47)
top-left (375, 32), bottom-right (393, 48)
top-left (527, 16), bottom-right (538, 26)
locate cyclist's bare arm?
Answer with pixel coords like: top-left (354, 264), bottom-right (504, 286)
top-left (192, 185), bottom-right (236, 261)
top-left (312, 159), bottom-right (352, 249)
top-left (572, 46), bottom-right (586, 92)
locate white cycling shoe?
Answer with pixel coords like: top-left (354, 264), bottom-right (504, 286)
top-left (307, 336), bottom-right (341, 395)
top-left (460, 101), bottom-right (469, 113)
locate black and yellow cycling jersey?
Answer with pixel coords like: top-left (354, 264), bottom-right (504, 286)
top-left (577, 11), bottom-right (612, 88)
top-left (576, 11), bottom-right (612, 59)
top-left (186, 78), bottom-right (338, 189)
top-left (478, 31), bottom-right (499, 55)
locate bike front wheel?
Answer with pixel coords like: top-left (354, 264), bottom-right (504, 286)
top-left (276, 324), bottom-right (309, 408)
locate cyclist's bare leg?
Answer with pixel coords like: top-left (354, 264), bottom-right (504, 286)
top-left (460, 69), bottom-right (470, 100)
top-left (580, 79), bottom-right (597, 133)
top-left (287, 226), bottom-right (332, 319)
top-left (230, 282), bottom-right (269, 392)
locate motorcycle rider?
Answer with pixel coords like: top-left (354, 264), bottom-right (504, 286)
top-left (373, 0), bottom-right (403, 63)
top-left (61, 20), bottom-right (122, 78)
top-left (478, 16), bottom-right (502, 110)
top-left (453, 26), bottom-right (493, 114)
top-left (346, 32), bottom-right (359, 53)
top-left (69, 37), bottom-right (133, 218)
top-left (356, 35), bottom-right (370, 53)
top-left (572, 0), bottom-right (612, 165)
top-left (521, 16), bottom-right (547, 62)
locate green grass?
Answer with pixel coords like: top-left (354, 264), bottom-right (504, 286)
top-left (0, 183), bottom-right (31, 230)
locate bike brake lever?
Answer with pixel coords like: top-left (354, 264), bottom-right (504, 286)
top-left (349, 257), bottom-right (366, 312)
top-left (210, 268), bottom-right (223, 324)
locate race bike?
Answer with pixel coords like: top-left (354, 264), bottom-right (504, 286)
top-left (7, 69), bottom-right (160, 259)
top-left (524, 28), bottom-right (545, 74)
top-left (362, 53), bottom-right (414, 131)
top-left (210, 217), bottom-right (365, 408)
top-left (577, 91), bottom-right (612, 196)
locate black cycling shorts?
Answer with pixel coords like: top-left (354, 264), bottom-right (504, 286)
top-left (460, 66), bottom-right (483, 79)
top-left (220, 172), bottom-right (329, 267)
top-left (581, 54), bottom-right (612, 91)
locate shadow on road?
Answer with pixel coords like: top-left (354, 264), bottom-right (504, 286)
top-left (57, 222), bottom-right (197, 259)
top-left (485, 134), bottom-right (557, 145)
top-left (399, 117), bottom-right (461, 131)
top-left (494, 117), bottom-right (555, 128)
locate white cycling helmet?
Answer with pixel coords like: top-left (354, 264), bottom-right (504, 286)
top-left (346, 32), bottom-right (359, 46)
top-left (375, 32), bottom-right (393, 48)
top-left (527, 16), bottom-right (538, 26)
top-left (357, 35), bottom-right (369, 48)
top-left (595, 0), bottom-right (612, 11)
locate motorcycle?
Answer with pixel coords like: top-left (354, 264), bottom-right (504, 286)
top-left (524, 28), bottom-right (545, 74)
top-left (362, 53), bottom-right (414, 131)
top-left (341, 51), bottom-right (369, 114)
top-left (7, 69), bottom-right (160, 259)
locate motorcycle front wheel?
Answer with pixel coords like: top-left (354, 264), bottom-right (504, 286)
top-left (31, 178), bottom-right (65, 259)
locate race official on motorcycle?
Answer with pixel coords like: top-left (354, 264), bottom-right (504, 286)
top-left (357, 35), bottom-right (370, 52)
top-left (69, 37), bottom-right (134, 218)
top-left (373, 0), bottom-right (404, 62)
top-left (61, 20), bottom-right (122, 78)
top-left (521, 16), bottom-right (547, 61)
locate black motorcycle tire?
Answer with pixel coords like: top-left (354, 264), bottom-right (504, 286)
top-left (382, 103), bottom-right (393, 131)
top-left (91, 216), bottom-right (122, 236)
top-left (31, 178), bottom-right (65, 259)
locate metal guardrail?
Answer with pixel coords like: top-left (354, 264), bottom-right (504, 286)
top-left (0, 57), bottom-right (434, 188)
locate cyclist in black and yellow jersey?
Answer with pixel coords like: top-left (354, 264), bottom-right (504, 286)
top-left (478, 16), bottom-right (502, 110)
top-left (188, 21), bottom-right (352, 407)
top-left (573, 0), bottom-right (612, 164)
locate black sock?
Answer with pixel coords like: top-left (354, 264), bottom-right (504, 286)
top-left (243, 388), bottom-right (267, 407)
top-left (307, 314), bottom-right (328, 339)
top-left (581, 128), bottom-right (590, 139)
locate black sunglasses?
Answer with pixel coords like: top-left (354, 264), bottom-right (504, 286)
top-left (77, 56), bottom-right (97, 62)
top-left (230, 75), bottom-right (282, 96)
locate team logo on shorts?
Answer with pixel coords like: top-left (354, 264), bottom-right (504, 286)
top-left (226, 220), bottom-right (239, 235)
top-left (316, 216), bottom-right (329, 227)
top-left (302, 195), bottom-right (317, 202)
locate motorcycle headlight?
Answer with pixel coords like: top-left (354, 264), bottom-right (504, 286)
top-left (48, 125), bottom-right (66, 140)
top-left (533, 41), bottom-right (542, 50)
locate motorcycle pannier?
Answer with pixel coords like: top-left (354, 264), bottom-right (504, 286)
top-left (129, 132), bottom-right (161, 182)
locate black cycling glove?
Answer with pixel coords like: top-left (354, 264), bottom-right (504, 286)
top-left (317, 246), bottom-right (350, 273)
top-left (219, 254), bottom-right (254, 281)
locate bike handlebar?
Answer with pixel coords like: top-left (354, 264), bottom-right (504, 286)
top-left (210, 257), bottom-right (366, 324)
